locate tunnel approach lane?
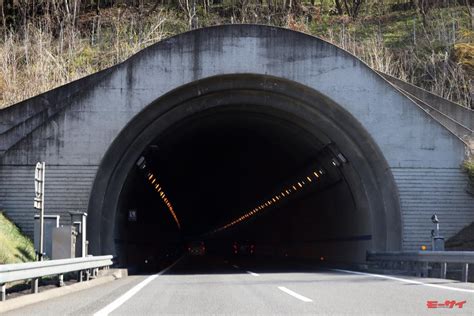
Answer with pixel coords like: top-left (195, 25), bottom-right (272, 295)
top-left (4, 255), bottom-right (474, 315)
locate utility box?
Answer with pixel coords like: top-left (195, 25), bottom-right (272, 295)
top-left (52, 226), bottom-right (77, 259)
top-left (69, 211), bottom-right (88, 258)
top-left (432, 236), bottom-right (445, 251)
top-left (34, 215), bottom-right (59, 259)
top-left (72, 221), bottom-right (88, 258)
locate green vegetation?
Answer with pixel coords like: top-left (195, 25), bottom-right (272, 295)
top-left (0, 211), bottom-right (35, 264)
top-left (0, 1), bottom-right (471, 109)
top-left (463, 160), bottom-right (474, 195)
top-left (464, 160), bottom-right (474, 179)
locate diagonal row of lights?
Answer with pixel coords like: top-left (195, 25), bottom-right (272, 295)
top-left (146, 171), bottom-right (181, 230)
top-left (212, 167), bottom-right (326, 233)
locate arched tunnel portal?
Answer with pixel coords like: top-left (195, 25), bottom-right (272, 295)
top-left (88, 74), bottom-right (401, 269)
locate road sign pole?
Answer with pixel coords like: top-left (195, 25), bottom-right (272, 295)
top-left (34, 162), bottom-right (46, 262)
top-left (81, 212), bottom-right (87, 257)
top-left (39, 162), bottom-right (45, 261)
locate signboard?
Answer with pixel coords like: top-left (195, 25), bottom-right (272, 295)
top-left (34, 162), bottom-right (45, 210)
top-left (128, 209), bottom-right (137, 222)
top-left (34, 162), bottom-right (45, 262)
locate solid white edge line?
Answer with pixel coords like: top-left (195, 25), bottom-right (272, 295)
top-left (333, 269), bottom-right (474, 293)
top-left (93, 257), bottom-right (184, 316)
top-left (278, 286), bottom-right (313, 302)
top-left (93, 274), bottom-right (158, 316)
top-left (246, 270), bottom-right (259, 276)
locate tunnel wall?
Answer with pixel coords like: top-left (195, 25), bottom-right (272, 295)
top-left (0, 25), bottom-right (472, 252)
top-left (0, 165), bottom-right (97, 236)
top-left (244, 180), bottom-right (372, 262)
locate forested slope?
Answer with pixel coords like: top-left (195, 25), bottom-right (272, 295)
top-left (0, 0), bottom-right (472, 110)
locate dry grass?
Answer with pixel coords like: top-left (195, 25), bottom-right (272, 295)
top-left (0, 3), bottom-right (471, 109)
top-left (0, 7), bottom-right (181, 109)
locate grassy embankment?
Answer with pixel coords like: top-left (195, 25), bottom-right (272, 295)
top-left (0, 212), bottom-right (35, 264)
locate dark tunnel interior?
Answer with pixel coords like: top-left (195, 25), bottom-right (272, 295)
top-left (115, 106), bottom-right (375, 272)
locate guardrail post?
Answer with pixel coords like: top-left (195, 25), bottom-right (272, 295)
top-left (86, 269), bottom-right (91, 281)
top-left (422, 262), bottom-right (429, 277)
top-left (461, 264), bottom-right (469, 282)
top-left (412, 262), bottom-right (419, 276)
top-left (440, 263), bottom-right (447, 279)
top-left (78, 270), bottom-right (83, 282)
top-left (58, 274), bottom-right (65, 287)
top-left (1, 283), bottom-right (6, 301)
top-left (31, 278), bottom-right (39, 293)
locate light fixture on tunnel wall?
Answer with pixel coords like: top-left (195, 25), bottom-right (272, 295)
top-left (145, 171), bottom-right (181, 230)
top-left (211, 166), bottom-right (327, 234)
top-left (136, 156), bottom-right (147, 170)
top-left (135, 156), bottom-right (181, 230)
top-left (337, 153), bottom-right (347, 164)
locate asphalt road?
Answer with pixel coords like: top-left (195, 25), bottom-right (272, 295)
top-left (4, 255), bottom-right (474, 315)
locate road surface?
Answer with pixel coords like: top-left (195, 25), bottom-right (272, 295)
top-left (4, 255), bottom-right (474, 315)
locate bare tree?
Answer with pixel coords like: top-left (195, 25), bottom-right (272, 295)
top-left (416, 0), bottom-right (437, 25)
top-left (343, 0), bottom-right (363, 19)
top-left (334, 0), bottom-right (364, 19)
top-left (466, 0), bottom-right (474, 30)
top-left (179, 0), bottom-right (197, 29)
top-left (334, 0), bottom-right (343, 15)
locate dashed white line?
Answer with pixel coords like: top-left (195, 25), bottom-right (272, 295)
top-left (333, 269), bottom-right (474, 293)
top-left (93, 257), bottom-right (182, 316)
top-left (278, 286), bottom-right (313, 302)
top-left (246, 271), bottom-right (259, 276)
top-left (232, 264), bottom-right (239, 269)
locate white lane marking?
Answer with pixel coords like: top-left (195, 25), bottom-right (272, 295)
top-left (94, 274), bottom-right (158, 316)
top-left (246, 270), bottom-right (259, 276)
top-left (333, 269), bottom-right (474, 293)
top-left (232, 264), bottom-right (239, 269)
top-left (94, 258), bottom-right (182, 316)
top-left (278, 286), bottom-right (313, 302)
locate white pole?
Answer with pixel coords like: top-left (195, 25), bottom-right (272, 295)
top-left (39, 162), bottom-right (45, 261)
top-left (82, 213), bottom-right (87, 257)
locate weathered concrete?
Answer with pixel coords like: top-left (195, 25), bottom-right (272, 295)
top-left (379, 72), bottom-right (473, 155)
top-left (379, 72), bottom-right (474, 131)
top-left (0, 25), bottom-right (472, 264)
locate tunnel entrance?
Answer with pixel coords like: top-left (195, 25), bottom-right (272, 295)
top-left (88, 74), bottom-right (401, 269)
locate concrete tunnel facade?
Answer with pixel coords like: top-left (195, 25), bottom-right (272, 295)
top-left (0, 25), bottom-right (472, 266)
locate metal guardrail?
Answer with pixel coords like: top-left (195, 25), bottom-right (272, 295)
top-left (0, 255), bottom-right (113, 301)
top-left (367, 251), bottom-right (473, 282)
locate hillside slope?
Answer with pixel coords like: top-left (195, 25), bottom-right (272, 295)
top-left (0, 1), bottom-right (471, 109)
top-left (0, 211), bottom-right (35, 264)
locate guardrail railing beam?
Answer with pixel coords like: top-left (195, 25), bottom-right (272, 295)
top-left (367, 251), bottom-right (473, 283)
top-left (0, 255), bottom-right (113, 301)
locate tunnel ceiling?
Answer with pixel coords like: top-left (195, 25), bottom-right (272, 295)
top-left (124, 107), bottom-right (329, 237)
